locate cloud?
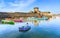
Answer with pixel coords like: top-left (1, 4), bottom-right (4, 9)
top-left (9, 0), bottom-right (35, 7)
top-left (0, 0), bottom-right (35, 12)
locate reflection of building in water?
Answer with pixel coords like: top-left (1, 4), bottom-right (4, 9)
top-left (34, 20), bottom-right (39, 26)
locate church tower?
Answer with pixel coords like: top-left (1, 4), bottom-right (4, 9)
top-left (34, 7), bottom-right (40, 13)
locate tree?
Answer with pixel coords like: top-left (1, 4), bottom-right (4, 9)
top-left (48, 12), bottom-right (50, 13)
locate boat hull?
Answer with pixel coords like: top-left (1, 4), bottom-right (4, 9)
top-left (19, 26), bottom-right (31, 32)
top-left (1, 20), bottom-right (15, 25)
top-left (14, 20), bottom-right (23, 22)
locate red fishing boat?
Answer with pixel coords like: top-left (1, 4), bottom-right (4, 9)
top-left (14, 18), bottom-right (23, 22)
top-left (14, 19), bottom-right (23, 22)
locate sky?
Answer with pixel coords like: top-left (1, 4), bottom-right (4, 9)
top-left (0, 0), bottom-right (60, 14)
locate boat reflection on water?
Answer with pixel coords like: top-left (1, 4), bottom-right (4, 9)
top-left (19, 23), bottom-right (31, 32)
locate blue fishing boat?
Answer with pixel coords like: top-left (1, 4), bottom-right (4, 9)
top-left (19, 23), bottom-right (31, 32)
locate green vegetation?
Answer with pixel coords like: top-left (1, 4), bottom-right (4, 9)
top-left (48, 12), bottom-right (50, 13)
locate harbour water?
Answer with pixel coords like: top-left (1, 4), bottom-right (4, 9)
top-left (0, 17), bottom-right (60, 38)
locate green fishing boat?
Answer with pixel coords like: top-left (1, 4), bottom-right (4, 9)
top-left (1, 20), bottom-right (15, 25)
